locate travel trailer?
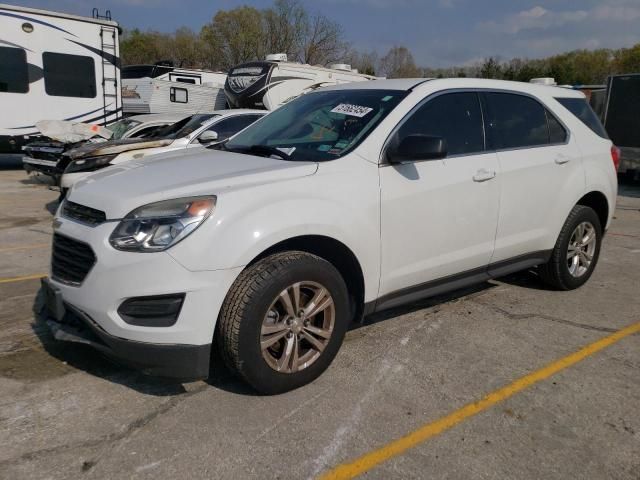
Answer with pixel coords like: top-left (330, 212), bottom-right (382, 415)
top-left (0, 4), bottom-right (121, 154)
top-left (601, 74), bottom-right (640, 176)
top-left (224, 54), bottom-right (379, 110)
top-left (121, 65), bottom-right (228, 116)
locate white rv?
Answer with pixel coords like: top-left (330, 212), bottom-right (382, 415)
top-left (0, 4), bottom-right (121, 154)
top-left (121, 65), bottom-right (227, 116)
top-left (224, 54), bottom-right (379, 110)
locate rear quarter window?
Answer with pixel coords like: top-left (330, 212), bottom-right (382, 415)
top-left (555, 97), bottom-right (608, 139)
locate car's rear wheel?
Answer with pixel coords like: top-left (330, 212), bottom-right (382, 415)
top-left (539, 205), bottom-right (602, 290)
top-left (216, 251), bottom-right (350, 394)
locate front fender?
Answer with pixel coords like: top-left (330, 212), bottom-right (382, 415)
top-left (167, 157), bottom-right (381, 301)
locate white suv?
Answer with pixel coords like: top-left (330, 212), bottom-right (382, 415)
top-left (43, 78), bottom-right (618, 394)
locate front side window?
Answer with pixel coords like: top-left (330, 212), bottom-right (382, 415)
top-left (396, 92), bottom-right (484, 156)
top-left (485, 92), bottom-right (549, 149)
top-left (226, 89), bottom-right (407, 161)
top-left (0, 46), bottom-right (29, 93)
top-left (203, 115), bottom-right (263, 141)
top-left (43, 52), bottom-right (96, 98)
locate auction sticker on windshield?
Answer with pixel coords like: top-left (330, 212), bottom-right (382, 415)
top-left (331, 104), bottom-right (374, 117)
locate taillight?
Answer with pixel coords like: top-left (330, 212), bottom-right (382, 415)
top-left (611, 145), bottom-right (621, 171)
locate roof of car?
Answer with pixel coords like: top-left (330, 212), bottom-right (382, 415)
top-left (321, 77), bottom-right (585, 98)
top-left (213, 109), bottom-right (267, 116)
top-left (127, 113), bottom-right (194, 124)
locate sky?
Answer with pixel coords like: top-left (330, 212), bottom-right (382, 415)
top-left (15, 0), bottom-right (640, 67)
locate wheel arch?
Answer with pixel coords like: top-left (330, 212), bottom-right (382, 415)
top-left (247, 235), bottom-right (366, 322)
top-left (576, 190), bottom-right (609, 231)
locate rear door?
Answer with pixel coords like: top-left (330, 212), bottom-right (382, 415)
top-left (379, 91), bottom-right (500, 300)
top-left (483, 92), bottom-right (583, 264)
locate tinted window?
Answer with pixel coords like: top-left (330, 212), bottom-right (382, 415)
top-left (601, 75), bottom-right (640, 146)
top-left (556, 97), bottom-right (608, 139)
top-left (546, 111), bottom-right (567, 144)
top-left (206, 115), bottom-right (263, 140)
top-left (43, 53), bottom-right (96, 98)
top-left (397, 92), bottom-right (484, 156)
top-left (485, 92), bottom-right (549, 149)
top-left (0, 47), bottom-right (29, 93)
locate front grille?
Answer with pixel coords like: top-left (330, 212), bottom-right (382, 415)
top-left (24, 144), bottom-right (65, 161)
top-left (62, 201), bottom-right (106, 226)
top-left (51, 234), bottom-right (96, 285)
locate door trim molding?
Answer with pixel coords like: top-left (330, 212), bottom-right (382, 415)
top-left (367, 250), bottom-right (552, 314)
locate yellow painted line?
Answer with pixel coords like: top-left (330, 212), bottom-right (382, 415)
top-left (319, 321), bottom-right (640, 480)
top-left (0, 243), bottom-right (49, 253)
top-left (0, 273), bottom-right (47, 284)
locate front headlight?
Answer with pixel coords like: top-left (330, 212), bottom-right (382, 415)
top-left (109, 196), bottom-right (216, 252)
top-left (65, 154), bottom-right (117, 173)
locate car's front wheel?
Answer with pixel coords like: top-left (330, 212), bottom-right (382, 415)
top-left (216, 251), bottom-right (350, 394)
top-left (539, 205), bottom-right (602, 290)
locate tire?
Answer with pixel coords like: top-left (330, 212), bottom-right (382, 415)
top-left (216, 251), bottom-right (350, 394)
top-left (538, 205), bottom-right (602, 290)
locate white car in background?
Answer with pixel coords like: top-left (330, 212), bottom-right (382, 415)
top-left (59, 109), bottom-right (266, 193)
top-left (22, 113), bottom-right (190, 182)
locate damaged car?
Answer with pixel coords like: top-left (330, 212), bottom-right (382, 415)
top-left (22, 114), bottom-right (189, 184)
top-left (58, 109), bottom-right (265, 197)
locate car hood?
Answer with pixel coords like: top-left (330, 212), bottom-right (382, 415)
top-left (66, 138), bottom-right (174, 160)
top-left (67, 148), bottom-right (318, 219)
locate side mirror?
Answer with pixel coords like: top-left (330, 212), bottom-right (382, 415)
top-left (198, 130), bottom-right (219, 144)
top-left (387, 134), bottom-right (447, 164)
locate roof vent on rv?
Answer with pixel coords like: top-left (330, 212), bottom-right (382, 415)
top-left (530, 77), bottom-right (557, 86)
top-left (266, 53), bottom-right (288, 62)
top-left (330, 64), bottom-right (353, 72)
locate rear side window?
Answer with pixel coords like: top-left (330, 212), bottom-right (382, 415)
top-left (555, 97), bottom-right (608, 139)
top-left (484, 93), bottom-right (549, 149)
top-left (43, 52), bottom-right (96, 98)
top-left (397, 92), bottom-right (485, 156)
top-left (0, 47), bottom-right (29, 93)
top-left (546, 111), bottom-right (567, 144)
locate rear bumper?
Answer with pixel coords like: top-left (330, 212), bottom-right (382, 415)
top-left (45, 301), bottom-right (211, 380)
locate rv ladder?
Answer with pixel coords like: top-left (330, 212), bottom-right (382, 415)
top-left (99, 26), bottom-right (120, 126)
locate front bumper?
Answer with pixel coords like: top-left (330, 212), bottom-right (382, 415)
top-left (47, 215), bottom-right (244, 377)
top-left (44, 293), bottom-right (211, 380)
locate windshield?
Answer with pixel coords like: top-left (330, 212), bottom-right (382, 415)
top-left (106, 118), bottom-right (142, 140)
top-left (152, 114), bottom-right (217, 139)
top-left (225, 89), bottom-right (407, 161)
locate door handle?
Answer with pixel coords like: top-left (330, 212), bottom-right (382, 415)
top-left (473, 169), bottom-right (496, 182)
top-left (555, 155), bottom-right (571, 165)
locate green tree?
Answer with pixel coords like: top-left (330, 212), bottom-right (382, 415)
top-left (613, 44), bottom-right (640, 73)
top-left (200, 6), bottom-right (266, 70)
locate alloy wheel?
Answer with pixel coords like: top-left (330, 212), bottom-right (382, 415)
top-left (260, 281), bottom-right (335, 373)
top-left (567, 221), bottom-right (597, 278)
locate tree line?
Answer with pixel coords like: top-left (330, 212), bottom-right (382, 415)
top-left (120, 0), bottom-right (640, 84)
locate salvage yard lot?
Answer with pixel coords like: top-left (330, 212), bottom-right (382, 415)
top-left (1, 168), bottom-right (639, 480)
